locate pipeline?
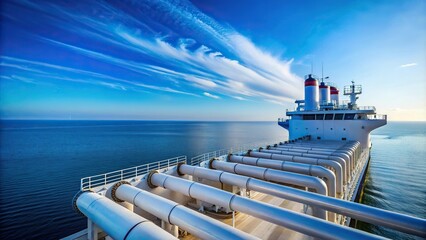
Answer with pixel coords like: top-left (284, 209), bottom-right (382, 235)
top-left (249, 151), bottom-right (345, 185)
top-left (228, 154), bottom-right (338, 197)
top-left (288, 141), bottom-right (360, 158)
top-left (260, 148), bottom-right (350, 181)
top-left (211, 159), bottom-right (328, 196)
top-left (178, 164), bottom-right (426, 237)
top-left (279, 141), bottom-right (361, 169)
top-left (148, 171), bottom-right (385, 240)
top-left (113, 181), bottom-right (258, 240)
top-left (75, 192), bottom-right (177, 240)
top-left (179, 164), bottom-right (328, 220)
top-left (270, 146), bottom-right (353, 171)
top-left (210, 159), bottom-right (328, 219)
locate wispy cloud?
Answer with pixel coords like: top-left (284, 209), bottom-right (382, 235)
top-left (0, 56), bottom-right (197, 96)
top-left (232, 96), bottom-right (248, 101)
top-left (2, 0), bottom-right (303, 104)
top-left (399, 63), bottom-right (417, 68)
top-left (203, 92), bottom-right (220, 99)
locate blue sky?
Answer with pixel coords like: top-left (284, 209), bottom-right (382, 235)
top-left (0, 0), bottom-right (424, 121)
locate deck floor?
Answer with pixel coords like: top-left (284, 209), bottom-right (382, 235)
top-left (183, 191), bottom-right (312, 240)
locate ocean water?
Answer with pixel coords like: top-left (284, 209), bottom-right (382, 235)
top-left (0, 121), bottom-right (425, 239)
top-left (358, 121), bottom-right (426, 240)
top-left (0, 120), bottom-right (287, 239)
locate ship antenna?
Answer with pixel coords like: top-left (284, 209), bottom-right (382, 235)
top-left (311, 61), bottom-right (313, 74)
top-left (321, 62), bottom-right (324, 83)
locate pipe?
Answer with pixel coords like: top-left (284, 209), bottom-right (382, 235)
top-left (212, 160), bottom-right (328, 196)
top-left (114, 182), bottom-right (258, 240)
top-left (178, 164), bottom-right (426, 237)
top-left (271, 146), bottom-right (354, 171)
top-left (277, 146), bottom-right (354, 171)
top-left (210, 160), bottom-right (328, 218)
top-left (249, 151), bottom-right (346, 185)
top-left (260, 149), bottom-right (350, 181)
top-left (288, 142), bottom-right (359, 157)
top-left (229, 155), bottom-right (338, 197)
top-left (76, 192), bottom-right (177, 240)
top-left (179, 164), bottom-right (328, 220)
top-left (148, 172), bottom-right (384, 240)
top-left (275, 144), bottom-right (353, 160)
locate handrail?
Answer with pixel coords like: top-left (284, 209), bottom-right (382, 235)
top-left (80, 156), bottom-right (187, 191)
top-left (278, 118), bottom-right (289, 122)
top-left (357, 106), bottom-right (376, 111)
top-left (191, 142), bottom-right (272, 166)
top-left (367, 114), bottom-right (387, 120)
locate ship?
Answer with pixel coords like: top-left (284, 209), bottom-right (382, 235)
top-left (64, 74), bottom-right (425, 240)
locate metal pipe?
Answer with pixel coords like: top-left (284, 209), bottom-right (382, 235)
top-left (271, 146), bottom-right (354, 171)
top-left (76, 192), bottom-right (177, 240)
top-left (275, 144), bottom-right (354, 161)
top-left (211, 160), bottom-right (328, 218)
top-left (212, 160), bottom-right (328, 196)
top-left (260, 149), bottom-right (350, 181)
top-left (249, 151), bottom-right (346, 185)
top-left (115, 183), bottom-right (258, 240)
top-left (179, 164), bottom-right (426, 237)
top-left (149, 172), bottom-right (384, 240)
top-left (229, 155), bottom-right (338, 197)
top-left (287, 141), bottom-right (359, 156)
top-left (268, 147), bottom-right (353, 171)
top-left (179, 164), bottom-right (328, 220)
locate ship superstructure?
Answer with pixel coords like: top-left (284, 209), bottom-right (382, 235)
top-left (279, 74), bottom-right (386, 149)
top-left (64, 74), bottom-right (426, 240)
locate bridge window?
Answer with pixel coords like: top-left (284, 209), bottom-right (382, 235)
top-left (303, 114), bottom-right (315, 120)
top-left (344, 114), bottom-right (355, 120)
top-left (325, 114), bottom-right (334, 120)
top-left (315, 114), bottom-right (324, 120)
top-left (334, 114), bottom-right (344, 120)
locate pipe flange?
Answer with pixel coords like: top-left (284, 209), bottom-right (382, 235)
top-left (111, 181), bottom-right (131, 202)
top-left (72, 190), bottom-right (91, 216)
top-left (176, 162), bottom-right (185, 176)
top-left (147, 170), bottom-right (159, 189)
top-left (208, 158), bottom-right (216, 169)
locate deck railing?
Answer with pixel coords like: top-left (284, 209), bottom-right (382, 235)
top-left (81, 156), bottom-right (187, 191)
top-left (191, 143), bottom-right (270, 166)
top-left (367, 114), bottom-right (387, 120)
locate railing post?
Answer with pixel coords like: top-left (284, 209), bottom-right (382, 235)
top-left (104, 174), bottom-right (106, 188)
top-left (89, 177), bottom-right (91, 189)
top-left (120, 170), bottom-right (123, 181)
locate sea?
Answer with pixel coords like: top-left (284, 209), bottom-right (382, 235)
top-left (0, 120), bottom-right (425, 239)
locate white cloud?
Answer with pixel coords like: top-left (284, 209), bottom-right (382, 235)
top-left (9, 0), bottom-right (304, 104)
top-left (203, 92), bottom-right (220, 99)
top-left (399, 63), bottom-right (417, 68)
top-left (233, 96), bottom-right (247, 101)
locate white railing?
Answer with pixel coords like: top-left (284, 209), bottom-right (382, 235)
top-left (81, 156), bottom-right (187, 191)
top-left (191, 143), bottom-right (271, 166)
top-left (367, 114), bottom-right (387, 120)
top-left (191, 149), bottom-right (229, 166)
top-left (357, 106), bottom-right (376, 111)
top-left (278, 118), bottom-right (289, 122)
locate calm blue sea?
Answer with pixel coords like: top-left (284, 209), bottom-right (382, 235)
top-left (358, 121), bottom-right (426, 240)
top-left (0, 120), bottom-right (425, 239)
